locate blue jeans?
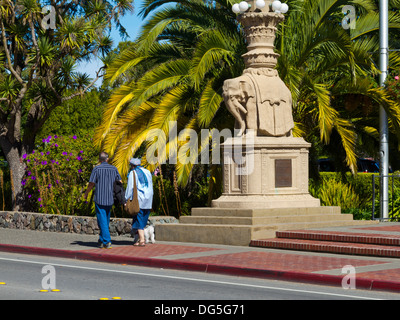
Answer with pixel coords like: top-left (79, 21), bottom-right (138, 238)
top-left (95, 203), bottom-right (112, 245)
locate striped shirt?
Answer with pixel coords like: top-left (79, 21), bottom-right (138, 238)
top-left (89, 162), bottom-right (122, 206)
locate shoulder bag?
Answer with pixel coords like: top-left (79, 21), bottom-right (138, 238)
top-left (125, 173), bottom-right (140, 216)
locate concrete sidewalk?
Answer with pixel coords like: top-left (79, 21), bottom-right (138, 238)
top-left (0, 226), bottom-right (400, 293)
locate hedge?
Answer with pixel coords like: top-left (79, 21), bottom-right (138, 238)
top-left (309, 172), bottom-right (400, 221)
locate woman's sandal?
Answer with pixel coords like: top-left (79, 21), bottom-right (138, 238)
top-left (133, 240), bottom-right (146, 247)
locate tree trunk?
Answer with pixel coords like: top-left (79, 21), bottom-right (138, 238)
top-left (0, 137), bottom-right (28, 211)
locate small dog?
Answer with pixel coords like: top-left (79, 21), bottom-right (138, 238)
top-left (131, 224), bottom-right (156, 244)
top-left (144, 225), bottom-right (155, 244)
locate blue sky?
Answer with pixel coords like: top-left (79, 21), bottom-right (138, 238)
top-left (80, 1), bottom-right (148, 83)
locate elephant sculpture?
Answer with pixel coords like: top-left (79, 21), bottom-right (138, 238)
top-left (222, 71), bottom-right (294, 137)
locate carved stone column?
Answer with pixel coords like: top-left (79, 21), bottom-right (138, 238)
top-left (215, 0), bottom-right (320, 208)
top-left (239, 2), bottom-right (283, 69)
top-left (222, 1), bottom-right (294, 137)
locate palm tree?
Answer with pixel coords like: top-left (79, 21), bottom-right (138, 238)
top-left (276, 0), bottom-right (400, 172)
top-left (96, 0), bottom-right (244, 184)
top-left (96, 0), bottom-right (400, 193)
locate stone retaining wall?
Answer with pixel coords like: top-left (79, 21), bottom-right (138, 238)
top-left (0, 211), bottom-right (178, 236)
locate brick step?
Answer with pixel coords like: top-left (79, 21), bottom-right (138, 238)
top-left (250, 238), bottom-right (400, 258)
top-left (275, 230), bottom-right (400, 246)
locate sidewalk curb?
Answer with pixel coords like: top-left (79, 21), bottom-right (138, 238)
top-left (1, 243), bottom-right (400, 293)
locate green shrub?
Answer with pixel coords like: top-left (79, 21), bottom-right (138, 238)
top-left (310, 172), bottom-right (400, 221)
top-left (343, 208), bottom-right (372, 220)
top-left (309, 176), bottom-right (361, 211)
top-left (22, 135), bottom-right (99, 216)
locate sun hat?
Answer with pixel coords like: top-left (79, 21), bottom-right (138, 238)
top-left (129, 158), bottom-right (141, 166)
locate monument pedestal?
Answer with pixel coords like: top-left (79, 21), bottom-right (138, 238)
top-left (212, 135), bottom-right (320, 208)
top-left (156, 136), bottom-right (375, 246)
top-left (155, 206), bottom-right (375, 246)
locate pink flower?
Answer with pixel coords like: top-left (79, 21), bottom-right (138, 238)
top-left (395, 76), bottom-right (399, 80)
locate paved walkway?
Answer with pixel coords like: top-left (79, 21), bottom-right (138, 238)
top-left (0, 224), bottom-right (400, 293)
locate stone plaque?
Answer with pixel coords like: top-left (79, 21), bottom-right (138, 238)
top-left (275, 159), bottom-right (292, 188)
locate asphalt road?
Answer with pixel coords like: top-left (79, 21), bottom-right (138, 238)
top-left (0, 252), bottom-right (399, 303)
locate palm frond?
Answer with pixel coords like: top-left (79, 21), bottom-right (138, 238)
top-left (131, 59), bottom-right (191, 106)
top-left (105, 47), bottom-right (145, 83)
top-left (196, 79), bottom-right (223, 128)
top-left (333, 118), bottom-right (357, 173)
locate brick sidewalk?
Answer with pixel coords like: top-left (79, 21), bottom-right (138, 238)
top-left (79, 242), bottom-right (394, 274)
top-left (1, 226), bottom-right (400, 293)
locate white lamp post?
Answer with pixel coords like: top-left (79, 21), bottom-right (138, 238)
top-left (239, 1), bottom-right (249, 12)
top-left (230, 0), bottom-right (289, 69)
top-left (232, 3), bottom-right (241, 13)
top-left (231, 0), bottom-right (289, 14)
top-left (255, 0), bottom-right (266, 9)
top-left (271, 1), bottom-right (289, 14)
top-left (379, 0), bottom-right (389, 220)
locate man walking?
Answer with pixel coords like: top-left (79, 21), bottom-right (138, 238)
top-left (84, 152), bottom-right (122, 248)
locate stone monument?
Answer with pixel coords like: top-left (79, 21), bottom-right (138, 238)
top-left (223, 1), bottom-right (294, 138)
top-left (213, 0), bottom-right (319, 209)
top-left (156, 0), bottom-right (367, 246)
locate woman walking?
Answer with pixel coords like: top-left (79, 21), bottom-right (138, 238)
top-left (125, 158), bottom-right (153, 246)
